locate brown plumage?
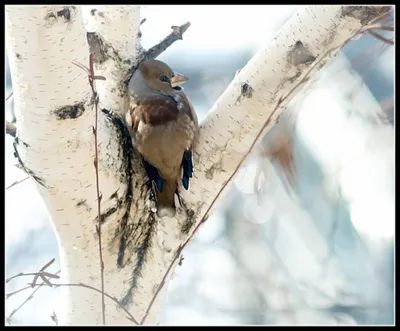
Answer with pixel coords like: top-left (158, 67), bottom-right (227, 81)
top-left (126, 60), bottom-right (198, 217)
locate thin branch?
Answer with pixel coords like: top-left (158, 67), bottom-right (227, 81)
top-left (91, 58), bottom-right (106, 328)
top-left (6, 285), bottom-right (32, 298)
top-left (72, 54), bottom-right (107, 325)
top-left (368, 10), bottom-right (392, 25)
top-left (32, 258), bottom-right (57, 286)
top-left (5, 269), bottom-right (138, 325)
top-left (6, 272), bottom-right (59, 285)
top-left (6, 176), bottom-right (30, 190)
top-left (125, 21), bottom-right (191, 86)
top-left (6, 121), bottom-right (17, 138)
top-left (6, 270), bottom-right (61, 323)
top-left (362, 15), bottom-right (394, 45)
top-left (367, 30), bottom-right (394, 45)
top-left (50, 312), bottom-right (58, 326)
top-left (6, 91), bottom-right (13, 101)
top-left (54, 283), bottom-right (137, 324)
top-left (371, 25), bottom-right (394, 32)
top-left (141, 22), bottom-right (191, 62)
top-left (73, 54), bottom-right (106, 325)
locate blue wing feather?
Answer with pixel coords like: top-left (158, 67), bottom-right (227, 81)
top-left (181, 149), bottom-right (193, 190)
top-left (143, 158), bottom-right (164, 192)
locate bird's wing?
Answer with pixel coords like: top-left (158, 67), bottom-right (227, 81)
top-left (175, 90), bottom-right (199, 129)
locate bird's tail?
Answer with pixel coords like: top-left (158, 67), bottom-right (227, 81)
top-left (155, 178), bottom-right (177, 218)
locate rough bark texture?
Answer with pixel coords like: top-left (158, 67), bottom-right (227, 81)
top-left (5, 4), bottom-right (390, 326)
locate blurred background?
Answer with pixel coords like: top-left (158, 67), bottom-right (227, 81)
top-left (5, 5), bottom-right (394, 326)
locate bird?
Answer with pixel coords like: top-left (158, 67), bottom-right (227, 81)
top-left (126, 59), bottom-right (198, 218)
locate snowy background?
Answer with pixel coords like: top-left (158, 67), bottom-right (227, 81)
top-left (5, 5), bottom-right (394, 326)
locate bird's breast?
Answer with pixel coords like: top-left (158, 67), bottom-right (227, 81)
top-left (136, 112), bottom-right (196, 151)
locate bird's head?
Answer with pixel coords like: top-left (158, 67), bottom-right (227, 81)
top-left (135, 59), bottom-right (189, 95)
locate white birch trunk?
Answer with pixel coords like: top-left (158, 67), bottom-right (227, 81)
top-left (5, 4), bottom-right (390, 325)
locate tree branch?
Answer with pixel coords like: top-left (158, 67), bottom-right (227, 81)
top-left (367, 30), bottom-right (394, 45)
top-left (73, 54), bottom-right (107, 325)
top-left (6, 268), bottom-right (138, 325)
top-left (6, 121), bottom-right (16, 138)
top-left (141, 22), bottom-right (191, 61)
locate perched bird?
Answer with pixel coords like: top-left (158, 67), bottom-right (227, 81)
top-left (126, 59), bottom-right (198, 218)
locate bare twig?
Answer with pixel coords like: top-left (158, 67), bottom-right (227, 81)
top-left (6, 91), bottom-right (13, 101)
top-left (6, 270), bottom-right (61, 323)
top-left (53, 283), bottom-right (137, 324)
top-left (125, 21), bottom-right (191, 87)
top-left (371, 25), bottom-right (394, 32)
top-left (6, 176), bottom-right (30, 190)
top-left (141, 22), bottom-right (191, 62)
top-left (6, 121), bottom-right (17, 138)
top-left (368, 9), bottom-right (392, 26)
top-left (50, 312), bottom-right (58, 326)
top-left (367, 30), bottom-right (394, 45)
top-left (5, 269), bottom-right (138, 325)
top-left (30, 258), bottom-right (57, 288)
top-left (362, 13), bottom-right (394, 45)
top-left (73, 54), bottom-right (107, 325)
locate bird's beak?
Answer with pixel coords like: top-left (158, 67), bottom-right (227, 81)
top-left (171, 73), bottom-right (189, 87)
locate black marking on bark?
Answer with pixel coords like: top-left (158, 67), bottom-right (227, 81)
top-left (101, 109), bottom-right (161, 306)
top-left (76, 199), bottom-right (87, 207)
top-left (236, 82), bottom-right (254, 104)
top-left (204, 158), bottom-right (224, 180)
top-left (87, 33), bottom-right (107, 64)
top-left (241, 83), bottom-right (253, 99)
top-left (76, 199), bottom-right (92, 213)
top-left (287, 71), bottom-right (301, 84)
top-left (90, 9), bottom-right (97, 16)
top-left (13, 141), bottom-right (46, 187)
top-left (15, 53), bottom-right (22, 61)
top-left (45, 6), bottom-right (75, 23)
top-left (120, 214), bottom-right (157, 306)
top-left (57, 7), bottom-right (73, 21)
top-left (94, 189), bottom-right (124, 224)
top-left (87, 32), bottom-right (122, 65)
top-left (94, 202), bottom-right (122, 224)
top-left (101, 109), bottom-right (135, 265)
top-left (110, 190), bottom-right (119, 201)
top-left (287, 41), bottom-right (316, 67)
top-left (179, 201), bottom-right (196, 235)
top-left (53, 102), bottom-right (85, 120)
top-left (14, 137), bottom-right (30, 148)
top-left (341, 6), bottom-right (391, 25)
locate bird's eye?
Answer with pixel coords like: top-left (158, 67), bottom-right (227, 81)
top-left (159, 75), bottom-right (169, 83)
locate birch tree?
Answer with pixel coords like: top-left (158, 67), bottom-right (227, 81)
top-left (5, 5), bottom-right (391, 325)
